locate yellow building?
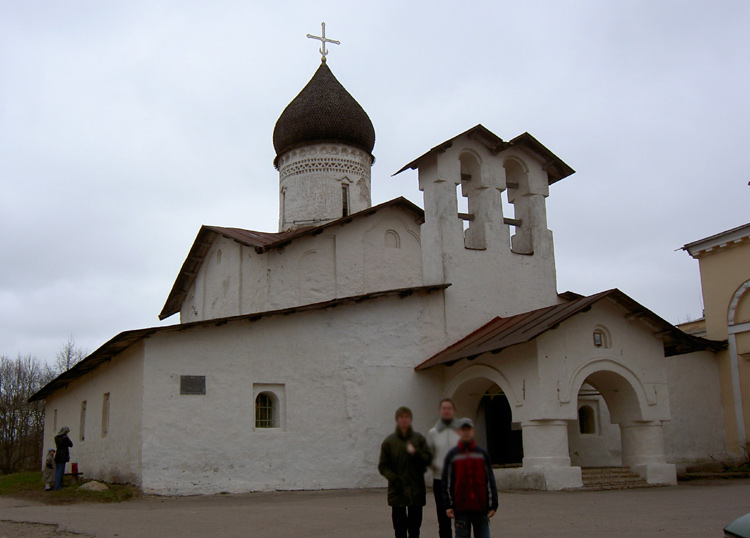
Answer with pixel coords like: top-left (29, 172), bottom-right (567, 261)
top-left (683, 223), bottom-right (750, 456)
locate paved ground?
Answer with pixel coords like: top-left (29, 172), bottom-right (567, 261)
top-left (1, 479), bottom-right (749, 538)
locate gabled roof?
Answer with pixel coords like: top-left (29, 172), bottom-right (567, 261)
top-left (415, 289), bottom-right (725, 370)
top-left (393, 124), bottom-right (575, 184)
top-left (31, 283), bottom-right (449, 402)
top-left (682, 222), bottom-right (750, 258)
top-left (159, 197), bottom-right (424, 320)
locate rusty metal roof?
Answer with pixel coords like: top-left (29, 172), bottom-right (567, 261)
top-left (159, 197), bottom-right (424, 321)
top-left (31, 283), bottom-right (449, 402)
top-left (393, 125), bottom-right (575, 184)
top-left (415, 289), bottom-right (725, 371)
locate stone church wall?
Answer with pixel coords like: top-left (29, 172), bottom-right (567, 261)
top-left (43, 343), bottom-right (145, 486)
top-left (141, 291), bottom-right (444, 495)
top-left (180, 207), bottom-right (423, 323)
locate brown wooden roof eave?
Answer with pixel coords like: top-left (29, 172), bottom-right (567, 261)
top-left (393, 125), bottom-right (574, 185)
top-left (159, 226), bottom-right (219, 320)
top-left (31, 283), bottom-right (450, 402)
top-left (29, 328), bottom-right (159, 402)
top-left (507, 132), bottom-right (575, 184)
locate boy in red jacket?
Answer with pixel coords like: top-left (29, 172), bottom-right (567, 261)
top-left (441, 418), bottom-right (498, 538)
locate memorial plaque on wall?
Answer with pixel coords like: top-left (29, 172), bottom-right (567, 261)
top-left (180, 375), bottom-right (206, 395)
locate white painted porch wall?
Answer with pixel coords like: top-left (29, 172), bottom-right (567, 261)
top-left (534, 301), bottom-right (672, 423)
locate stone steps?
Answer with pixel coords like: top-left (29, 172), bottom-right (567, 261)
top-left (577, 466), bottom-right (658, 491)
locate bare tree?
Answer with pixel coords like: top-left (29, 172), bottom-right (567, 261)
top-left (54, 336), bottom-right (88, 373)
top-left (0, 354), bottom-right (51, 474)
top-left (0, 338), bottom-right (87, 474)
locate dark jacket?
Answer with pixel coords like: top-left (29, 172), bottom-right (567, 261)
top-left (378, 426), bottom-right (432, 507)
top-left (442, 440), bottom-right (498, 513)
top-left (54, 434), bottom-right (73, 464)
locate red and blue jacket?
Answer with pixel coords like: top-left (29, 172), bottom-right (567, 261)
top-left (442, 440), bottom-right (498, 513)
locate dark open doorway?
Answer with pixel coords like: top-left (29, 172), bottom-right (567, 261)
top-left (481, 392), bottom-right (523, 465)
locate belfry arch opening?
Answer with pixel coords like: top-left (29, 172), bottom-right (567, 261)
top-left (503, 157), bottom-right (532, 254)
top-left (458, 152), bottom-right (487, 249)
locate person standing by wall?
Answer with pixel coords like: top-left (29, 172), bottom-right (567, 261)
top-left (42, 449), bottom-right (55, 490)
top-left (379, 406), bottom-right (432, 538)
top-left (442, 418), bottom-right (498, 538)
top-left (428, 398), bottom-right (459, 538)
top-left (54, 427), bottom-right (73, 490)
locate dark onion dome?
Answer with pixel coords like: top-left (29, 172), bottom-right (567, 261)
top-left (273, 62), bottom-right (375, 167)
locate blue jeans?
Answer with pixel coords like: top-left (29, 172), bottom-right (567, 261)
top-left (454, 512), bottom-right (490, 538)
top-left (54, 462), bottom-right (66, 490)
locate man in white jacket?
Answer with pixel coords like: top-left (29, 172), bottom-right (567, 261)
top-left (427, 398), bottom-right (459, 538)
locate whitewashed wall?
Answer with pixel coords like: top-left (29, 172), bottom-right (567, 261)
top-left (142, 291), bottom-right (445, 495)
top-left (180, 206), bottom-right (423, 323)
top-left (43, 343), bottom-right (145, 486)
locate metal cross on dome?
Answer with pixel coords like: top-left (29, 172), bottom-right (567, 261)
top-left (307, 22), bottom-right (340, 62)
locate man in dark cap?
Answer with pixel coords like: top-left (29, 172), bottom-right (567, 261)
top-left (379, 406), bottom-right (432, 538)
top-left (442, 418), bottom-right (498, 538)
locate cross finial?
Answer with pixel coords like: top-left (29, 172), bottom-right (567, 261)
top-left (306, 22), bottom-right (340, 63)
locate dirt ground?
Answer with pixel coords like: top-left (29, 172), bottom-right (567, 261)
top-left (2, 479), bottom-right (749, 538)
top-left (0, 520), bottom-right (86, 538)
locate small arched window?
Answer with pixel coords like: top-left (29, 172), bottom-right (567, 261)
top-left (592, 326), bottom-right (611, 348)
top-left (593, 330), bottom-right (604, 347)
top-left (255, 392), bottom-right (276, 428)
top-left (578, 405), bottom-right (596, 435)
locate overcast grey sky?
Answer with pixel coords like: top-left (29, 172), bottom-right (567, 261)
top-left (1, 1), bottom-right (748, 364)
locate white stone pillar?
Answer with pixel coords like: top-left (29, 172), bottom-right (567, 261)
top-left (418, 155), bottom-right (463, 285)
top-left (521, 420), bottom-right (582, 490)
top-left (620, 421), bottom-right (677, 485)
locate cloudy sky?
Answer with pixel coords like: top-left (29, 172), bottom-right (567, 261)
top-left (1, 1), bottom-right (748, 364)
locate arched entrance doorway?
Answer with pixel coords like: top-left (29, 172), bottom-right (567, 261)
top-left (566, 364), bottom-right (676, 484)
top-left (446, 368), bottom-right (523, 467)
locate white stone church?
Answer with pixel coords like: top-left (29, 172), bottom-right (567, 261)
top-left (32, 54), bottom-right (727, 495)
